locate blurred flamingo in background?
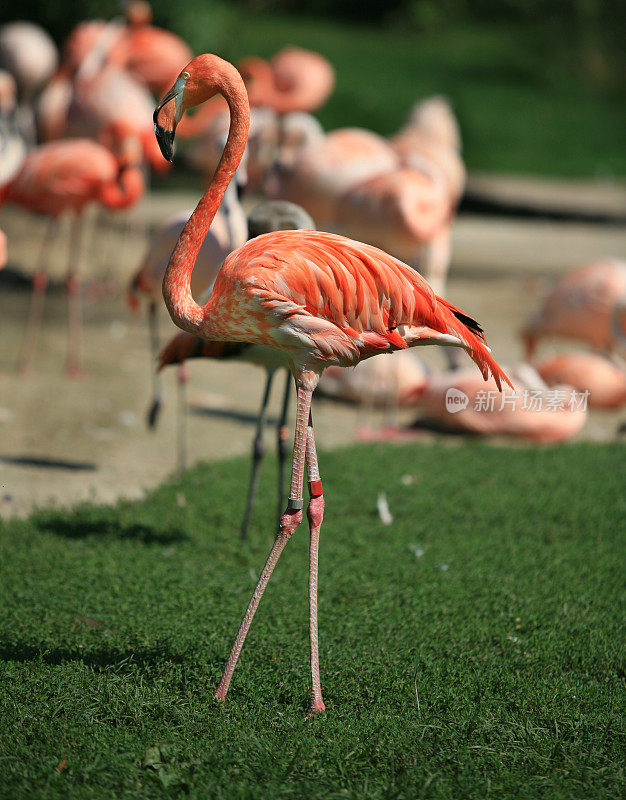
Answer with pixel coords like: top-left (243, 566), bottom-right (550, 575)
top-left (1, 138), bottom-right (145, 375)
top-left (48, 2), bottom-right (191, 99)
top-left (239, 47), bottom-right (335, 115)
top-left (107, 0), bottom-right (193, 97)
top-left (38, 37), bottom-right (169, 173)
top-left (404, 96), bottom-right (462, 152)
top-left (318, 351), bottom-right (429, 408)
top-left (156, 200), bottom-right (314, 538)
top-left (0, 21), bottom-right (58, 143)
top-left (392, 364), bottom-right (587, 442)
top-left (153, 53), bottom-right (511, 712)
top-left (391, 96), bottom-right (466, 206)
top-left (67, 66), bottom-right (169, 172)
top-left (523, 258), bottom-right (626, 358)
top-left (536, 352), bottom-right (626, 409)
top-left (266, 127), bottom-right (398, 226)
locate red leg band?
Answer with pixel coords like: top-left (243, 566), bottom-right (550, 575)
top-left (308, 479), bottom-right (323, 497)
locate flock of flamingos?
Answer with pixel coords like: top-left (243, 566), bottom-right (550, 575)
top-left (0, 3), bottom-right (625, 712)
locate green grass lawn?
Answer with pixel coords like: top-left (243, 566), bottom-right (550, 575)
top-left (168, 8), bottom-right (626, 178)
top-left (0, 442), bottom-right (624, 799)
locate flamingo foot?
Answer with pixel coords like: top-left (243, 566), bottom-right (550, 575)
top-left (306, 699), bottom-right (326, 718)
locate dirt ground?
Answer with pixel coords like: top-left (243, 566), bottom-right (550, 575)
top-left (1, 182), bottom-right (625, 518)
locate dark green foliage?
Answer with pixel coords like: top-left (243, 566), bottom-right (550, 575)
top-left (0, 442), bottom-right (624, 798)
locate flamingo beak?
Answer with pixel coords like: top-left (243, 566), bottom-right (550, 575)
top-left (153, 73), bottom-right (188, 162)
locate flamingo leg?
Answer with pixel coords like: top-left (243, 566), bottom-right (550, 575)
top-left (16, 218), bottom-right (58, 375)
top-left (65, 215), bottom-right (84, 377)
top-left (214, 375), bottom-right (315, 704)
top-left (276, 369), bottom-right (292, 523)
top-left (176, 363), bottom-right (189, 473)
top-left (146, 301), bottom-right (163, 428)
top-left (305, 412), bottom-right (326, 714)
top-left (240, 369), bottom-right (275, 541)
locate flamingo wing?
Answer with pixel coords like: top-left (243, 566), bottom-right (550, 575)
top-left (215, 230), bottom-right (511, 388)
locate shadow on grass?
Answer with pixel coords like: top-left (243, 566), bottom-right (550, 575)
top-left (34, 515), bottom-right (189, 545)
top-left (0, 641), bottom-right (191, 672)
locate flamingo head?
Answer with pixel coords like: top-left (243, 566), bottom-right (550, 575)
top-left (154, 54), bottom-right (248, 162)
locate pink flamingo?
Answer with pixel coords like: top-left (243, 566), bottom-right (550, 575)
top-left (266, 127), bottom-right (398, 227)
top-left (390, 128), bottom-right (466, 208)
top-left (536, 352), bottom-right (626, 409)
top-left (395, 364), bottom-right (587, 442)
top-left (107, 1), bottom-right (193, 97)
top-left (154, 53), bottom-right (510, 713)
top-left (404, 96), bottom-right (462, 152)
top-left (239, 47), bottom-right (334, 114)
top-left (54, 4), bottom-right (191, 100)
top-left (38, 56), bottom-right (168, 173)
top-left (68, 65), bottom-right (168, 172)
top-left (390, 96), bottom-right (465, 207)
top-left (2, 138), bottom-right (145, 374)
top-left (523, 258), bottom-right (626, 358)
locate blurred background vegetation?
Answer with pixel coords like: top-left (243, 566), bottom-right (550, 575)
top-left (2, 0), bottom-right (625, 176)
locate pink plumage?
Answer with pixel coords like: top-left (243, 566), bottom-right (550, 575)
top-left (524, 258), bottom-right (626, 357)
top-left (536, 352), bottom-right (626, 409)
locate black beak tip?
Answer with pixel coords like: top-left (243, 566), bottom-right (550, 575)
top-left (153, 120), bottom-right (175, 163)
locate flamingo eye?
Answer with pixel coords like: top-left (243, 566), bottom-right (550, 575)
top-left (182, 71), bottom-right (190, 79)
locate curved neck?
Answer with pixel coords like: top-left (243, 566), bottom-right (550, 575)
top-left (162, 74), bottom-right (250, 334)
